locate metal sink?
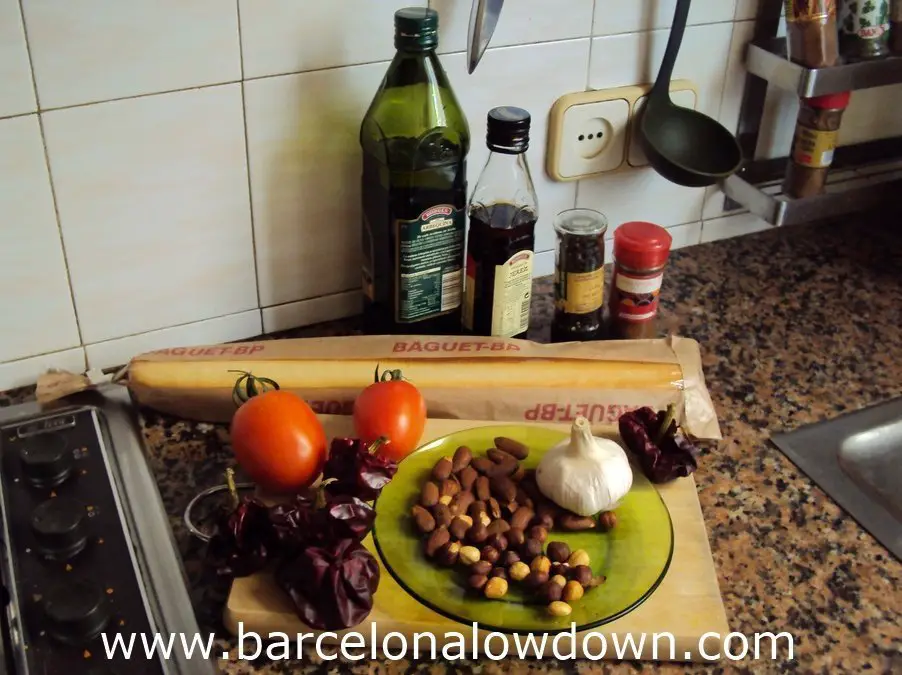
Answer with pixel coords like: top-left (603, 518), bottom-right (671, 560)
top-left (770, 398), bottom-right (902, 561)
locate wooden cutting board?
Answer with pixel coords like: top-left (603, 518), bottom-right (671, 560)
top-left (224, 416), bottom-right (729, 662)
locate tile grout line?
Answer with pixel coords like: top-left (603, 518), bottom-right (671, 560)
top-left (235, 0), bottom-right (264, 317)
top-left (17, 0), bottom-right (87, 354)
top-left (21, 21), bottom-right (745, 117)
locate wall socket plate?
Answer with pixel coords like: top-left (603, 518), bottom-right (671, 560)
top-left (546, 80), bottom-right (699, 182)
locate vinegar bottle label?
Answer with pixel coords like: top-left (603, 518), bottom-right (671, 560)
top-left (395, 205), bottom-right (464, 323)
top-left (491, 250), bottom-right (533, 337)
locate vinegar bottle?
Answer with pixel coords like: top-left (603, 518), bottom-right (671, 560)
top-left (462, 107), bottom-right (538, 339)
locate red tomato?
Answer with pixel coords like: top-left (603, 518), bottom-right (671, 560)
top-left (230, 389), bottom-right (327, 493)
top-left (353, 368), bottom-right (427, 462)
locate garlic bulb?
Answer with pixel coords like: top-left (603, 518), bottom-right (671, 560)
top-left (535, 416), bottom-right (633, 517)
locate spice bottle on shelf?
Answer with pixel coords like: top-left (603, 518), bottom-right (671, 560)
top-left (839, 0), bottom-right (891, 59)
top-left (784, 0), bottom-right (840, 68)
top-left (359, 7), bottom-right (470, 335)
top-left (608, 222), bottom-right (672, 341)
top-left (550, 209), bottom-right (608, 344)
top-left (891, 0), bottom-right (902, 52)
top-left (783, 91), bottom-right (851, 198)
top-left (462, 107), bottom-right (538, 339)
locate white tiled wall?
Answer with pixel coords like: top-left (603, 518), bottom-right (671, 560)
top-left (0, 0), bottom-right (897, 389)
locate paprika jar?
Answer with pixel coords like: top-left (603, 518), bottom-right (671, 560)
top-left (783, 91), bottom-right (851, 199)
top-left (608, 222), bottom-right (672, 340)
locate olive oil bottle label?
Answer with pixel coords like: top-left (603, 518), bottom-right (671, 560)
top-left (395, 205), bottom-right (464, 323)
top-left (558, 268), bottom-right (604, 315)
top-left (491, 250), bottom-right (533, 337)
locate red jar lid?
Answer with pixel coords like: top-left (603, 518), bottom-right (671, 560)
top-left (613, 221), bottom-right (672, 270)
top-left (806, 91), bottom-right (851, 110)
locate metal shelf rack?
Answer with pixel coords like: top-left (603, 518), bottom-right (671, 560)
top-left (721, 0), bottom-right (902, 223)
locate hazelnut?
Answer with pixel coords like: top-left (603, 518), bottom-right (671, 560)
top-left (550, 574), bottom-right (567, 588)
top-left (469, 574), bottom-right (488, 591)
top-left (547, 541), bottom-right (571, 564)
top-left (547, 601), bottom-right (572, 617)
top-left (484, 576), bottom-right (508, 599)
top-left (520, 538), bottom-right (543, 561)
top-left (509, 561), bottom-right (530, 581)
top-left (449, 516), bottom-right (471, 540)
top-left (478, 512), bottom-right (492, 527)
top-left (501, 550), bottom-right (520, 567)
top-left (562, 580), bottom-right (584, 603)
top-left (507, 528), bottom-right (526, 547)
top-left (490, 567), bottom-right (507, 580)
top-left (599, 511), bottom-right (617, 531)
top-left (528, 525), bottom-right (548, 543)
top-left (538, 580), bottom-right (563, 603)
top-left (467, 523), bottom-right (489, 544)
top-left (420, 481), bottom-right (439, 508)
top-left (571, 565), bottom-right (593, 587)
top-left (458, 546), bottom-right (481, 566)
top-left (568, 549), bottom-right (590, 567)
top-left (424, 527), bottom-right (450, 557)
top-left (524, 570), bottom-right (549, 589)
top-left (437, 541), bottom-right (461, 566)
top-left (550, 562), bottom-right (570, 578)
top-left (432, 503), bottom-right (452, 528)
top-left (439, 495), bottom-right (452, 505)
top-left (471, 560), bottom-right (492, 576)
top-left (530, 555), bottom-right (551, 575)
top-left (481, 545), bottom-right (500, 564)
top-left (486, 533), bottom-right (508, 552)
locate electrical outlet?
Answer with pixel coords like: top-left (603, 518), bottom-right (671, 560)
top-left (628, 89), bottom-right (698, 168)
top-left (546, 80), bottom-right (699, 182)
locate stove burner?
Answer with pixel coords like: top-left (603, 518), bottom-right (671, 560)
top-left (19, 433), bottom-right (72, 488)
top-left (31, 496), bottom-right (88, 560)
top-left (42, 580), bottom-right (111, 645)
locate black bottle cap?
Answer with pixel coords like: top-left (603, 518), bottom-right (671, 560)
top-left (395, 7), bottom-right (439, 51)
top-left (486, 106), bottom-right (531, 154)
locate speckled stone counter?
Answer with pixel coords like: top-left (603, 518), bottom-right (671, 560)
top-left (3, 212), bottom-right (902, 674)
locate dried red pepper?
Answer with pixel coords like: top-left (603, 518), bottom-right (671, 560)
top-left (322, 437), bottom-right (398, 502)
top-left (207, 471), bottom-right (274, 577)
top-left (618, 405), bottom-right (700, 483)
top-left (275, 538), bottom-right (380, 631)
top-left (268, 481), bottom-right (376, 553)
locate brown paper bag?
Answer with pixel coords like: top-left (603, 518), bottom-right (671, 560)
top-left (114, 334), bottom-right (721, 439)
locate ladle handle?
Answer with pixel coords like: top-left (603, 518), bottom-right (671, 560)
top-left (651, 0), bottom-right (692, 99)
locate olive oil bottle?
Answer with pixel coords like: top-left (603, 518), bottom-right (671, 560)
top-left (359, 7), bottom-right (470, 334)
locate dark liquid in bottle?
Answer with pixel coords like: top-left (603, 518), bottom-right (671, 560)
top-left (361, 136), bottom-right (467, 335)
top-left (463, 203), bottom-right (536, 339)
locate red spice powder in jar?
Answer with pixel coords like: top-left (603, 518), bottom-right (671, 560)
top-left (608, 222), bottom-right (672, 340)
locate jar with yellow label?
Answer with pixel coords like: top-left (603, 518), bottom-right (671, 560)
top-left (783, 91), bottom-right (851, 199)
top-left (551, 209), bottom-right (608, 343)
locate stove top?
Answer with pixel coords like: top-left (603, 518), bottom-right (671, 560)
top-left (0, 386), bottom-right (217, 675)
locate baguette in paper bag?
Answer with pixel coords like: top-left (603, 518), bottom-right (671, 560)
top-left (122, 334), bottom-right (721, 439)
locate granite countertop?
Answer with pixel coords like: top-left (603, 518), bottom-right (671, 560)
top-left (3, 212), bottom-right (902, 674)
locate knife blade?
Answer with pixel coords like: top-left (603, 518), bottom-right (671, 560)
top-left (467, 0), bottom-right (504, 74)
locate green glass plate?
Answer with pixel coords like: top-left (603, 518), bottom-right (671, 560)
top-left (373, 424), bottom-right (674, 634)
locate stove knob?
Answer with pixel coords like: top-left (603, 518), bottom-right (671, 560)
top-left (19, 434), bottom-right (73, 488)
top-left (42, 580), bottom-right (110, 645)
top-left (30, 497), bottom-right (88, 560)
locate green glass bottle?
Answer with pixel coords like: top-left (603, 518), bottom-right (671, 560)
top-left (359, 7), bottom-right (470, 335)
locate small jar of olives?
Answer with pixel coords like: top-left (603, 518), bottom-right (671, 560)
top-left (550, 209), bottom-right (608, 343)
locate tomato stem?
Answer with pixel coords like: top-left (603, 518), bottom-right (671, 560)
top-left (230, 370), bottom-right (281, 408)
top-left (373, 364), bottom-right (404, 383)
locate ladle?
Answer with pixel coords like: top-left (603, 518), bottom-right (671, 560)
top-left (638, 0), bottom-right (743, 187)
